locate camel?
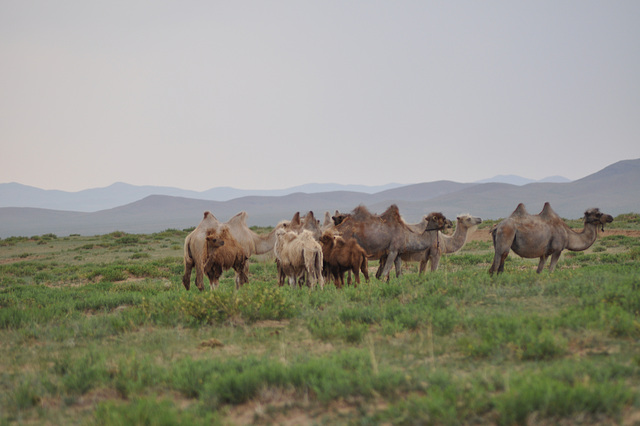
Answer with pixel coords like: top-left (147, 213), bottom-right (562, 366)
top-left (377, 213), bottom-right (481, 275)
top-left (182, 211), bottom-right (287, 291)
top-left (274, 228), bottom-right (324, 289)
top-left (203, 227), bottom-right (249, 290)
top-left (274, 211), bottom-right (323, 286)
top-left (489, 202), bottom-right (614, 274)
top-left (319, 230), bottom-right (369, 288)
top-left (334, 205), bottom-right (450, 281)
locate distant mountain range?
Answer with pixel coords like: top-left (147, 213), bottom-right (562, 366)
top-left (0, 159), bottom-right (638, 238)
top-left (0, 177), bottom-right (565, 212)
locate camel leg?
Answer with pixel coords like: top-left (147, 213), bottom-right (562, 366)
top-left (209, 266), bottom-right (223, 290)
top-left (536, 256), bottom-right (548, 274)
top-left (430, 253), bottom-right (440, 272)
top-left (394, 256), bottom-right (402, 278)
top-left (548, 252), bottom-right (562, 273)
top-left (353, 267), bottom-right (360, 287)
top-left (418, 260), bottom-right (427, 275)
top-left (194, 264), bottom-right (205, 291)
top-left (379, 252), bottom-right (398, 281)
top-left (375, 255), bottom-right (386, 279)
top-left (182, 261), bottom-right (194, 290)
top-left (361, 259), bottom-right (370, 282)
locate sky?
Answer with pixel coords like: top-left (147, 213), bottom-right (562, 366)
top-left (1, 1), bottom-right (639, 192)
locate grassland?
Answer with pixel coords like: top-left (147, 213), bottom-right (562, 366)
top-left (1, 216), bottom-right (639, 425)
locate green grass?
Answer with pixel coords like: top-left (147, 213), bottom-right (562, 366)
top-left (1, 220), bottom-right (639, 424)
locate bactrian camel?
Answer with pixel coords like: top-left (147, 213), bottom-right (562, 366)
top-left (183, 211), bottom-right (287, 291)
top-left (203, 226), bottom-right (249, 290)
top-left (274, 228), bottom-right (324, 289)
top-left (378, 213), bottom-right (481, 275)
top-left (489, 202), bottom-right (613, 274)
top-left (334, 205), bottom-right (450, 281)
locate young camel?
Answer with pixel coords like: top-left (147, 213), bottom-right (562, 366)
top-left (319, 230), bottom-right (369, 288)
top-left (203, 227), bottom-right (249, 290)
top-left (489, 202), bottom-right (613, 274)
top-left (274, 229), bottom-right (324, 289)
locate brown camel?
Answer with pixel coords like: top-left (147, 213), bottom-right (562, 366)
top-left (489, 202), bottom-right (613, 274)
top-left (182, 211), bottom-right (287, 291)
top-left (203, 227), bottom-right (249, 290)
top-left (319, 230), bottom-right (369, 288)
top-left (379, 213), bottom-right (481, 275)
top-left (334, 205), bottom-right (450, 281)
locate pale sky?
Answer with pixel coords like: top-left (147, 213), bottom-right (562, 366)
top-left (1, 1), bottom-right (639, 192)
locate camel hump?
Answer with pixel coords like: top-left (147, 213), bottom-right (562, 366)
top-left (511, 203), bottom-right (529, 217)
top-left (539, 202), bottom-right (560, 219)
top-left (351, 205), bottom-right (373, 221)
top-left (203, 211), bottom-right (216, 220)
top-left (380, 204), bottom-right (403, 223)
top-left (228, 211), bottom-right (248, 226)
top-left (293, 211), bottom-right (301, 222)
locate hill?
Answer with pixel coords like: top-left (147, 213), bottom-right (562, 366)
top-left (0, 159), bottom-right (638, 238)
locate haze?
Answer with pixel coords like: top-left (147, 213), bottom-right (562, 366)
top-left (1, 1), bottom-right (639, 192)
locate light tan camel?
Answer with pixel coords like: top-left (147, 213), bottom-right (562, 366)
top-left (489, 202), bottom-right (613, 274)
top-left (274, 228), bottom-right (324, 289)
top-left (379, 213), bottom-right (482, 275)
top-left (334, 205), bottom-right (451, 281)
top-left (182, 211), bottom-right (286, 291)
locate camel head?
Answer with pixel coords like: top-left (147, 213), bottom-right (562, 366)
top-left (424, 212), bottom-right (452, 232)
top-left (319, 230), bottom-right (339, 249)
top-left (205, 235), bottom-right (225, 250)
top-left (332, 212), bottom-right (350, 226)
top-left (457, 214), bottom-right (483, 228)
top-left (584, 208), bottom-right (614, 231)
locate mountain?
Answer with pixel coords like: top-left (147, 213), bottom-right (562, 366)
top-left (475, 175), bottom-right (570, 185)
top-left (0, 182), bottom-right (405, 212)
top-left (0, 159), bottom-right (638, 238)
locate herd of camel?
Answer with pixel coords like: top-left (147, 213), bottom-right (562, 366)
top-left (182, 202), bottom-right (614, 291)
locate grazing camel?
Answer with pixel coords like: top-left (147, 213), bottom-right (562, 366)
top-left (378, 213), bottom-right (481, 275)
top-left (274, 229), bottom-right (325, 289)
top-left (182, 211), bottom-right (288, 291)
top-left (334, 205), bottom-right (450, 281)
top-left (319, 230), bottom-right (369, 288)
top-left (203, 227), bottom-right (249, 290)
top-left (489, 202), bottom-right (614, 274)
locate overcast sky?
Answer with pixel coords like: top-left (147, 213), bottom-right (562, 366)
top-left (1, 1), bottom-right (638, 192)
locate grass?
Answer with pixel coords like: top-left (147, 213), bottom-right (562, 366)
top-left (0, 217), bottom-right (639, 424)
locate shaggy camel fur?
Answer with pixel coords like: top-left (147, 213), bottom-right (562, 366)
top-left (489, 202), bottom-right (613, 274)
top-left (203, 227), bottom-right (249, 290)
top-left (387, 213), bottom-right (482, 274)
top-left (182, 211), bottom-right (288, 291)
top-left (319, 230), bottom-right (369, 288)
top-left (334, 205), bottom-right (450, 281)
top-left (274, 228), bottom-right (324, 289)
top-left (275, 211), bottom-right (323, 285)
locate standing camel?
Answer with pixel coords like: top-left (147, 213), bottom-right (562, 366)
top-left (335, 205), bottom-right (450, 281)
top-left (489, 202), bottom-right (613, 274)
top-left (380, 213), bottom-right (482, 275)
top-left (183, 211), bottom-right (288, 290)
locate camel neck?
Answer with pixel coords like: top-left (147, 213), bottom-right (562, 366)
top-left (566, 223), bottom-right (598, 251)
